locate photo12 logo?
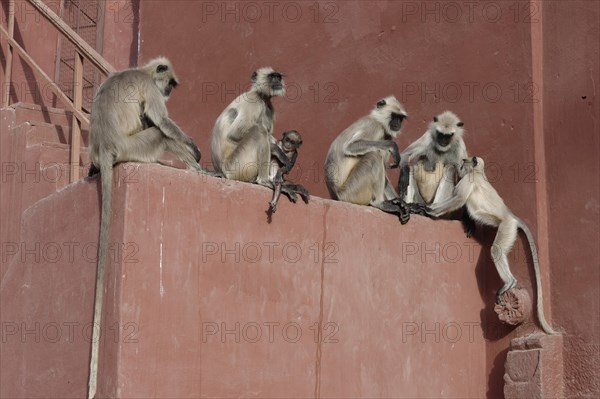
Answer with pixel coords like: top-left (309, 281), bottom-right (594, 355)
top-left (201, 321), bottom-right (339, 344)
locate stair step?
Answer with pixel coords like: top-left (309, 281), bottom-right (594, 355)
top-left (11, 102), bottom-right (87, 127)
top-left (21, 121), bottom-right (90, 147)
top-left (1, 107), bottom-right (17, 131)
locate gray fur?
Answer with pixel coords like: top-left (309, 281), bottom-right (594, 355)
top-left (428, 157), bottom-right (557, 335)
top-left (324, 96), bottom-right (418, 223)
top-left (268, 130), bottom-right (309, 212)
top-left (210, 67), bottom-right (284, 187)
top-left (399, 111), bottom-right (467, 205)
top-left (87, 57), bottom-right (203, 399)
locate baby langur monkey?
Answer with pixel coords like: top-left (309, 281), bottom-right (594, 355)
top-left (427, 157), bottom-right (556, 335)
top-left (269, 130), bottom-right (309, 213)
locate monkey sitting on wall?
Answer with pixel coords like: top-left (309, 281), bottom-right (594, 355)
top-left (86, 57), bottom-right (206, 399)
top-left (268, 130), bottom-right (309, 213)
top-left (210, 67), bottom-right (285, 188)
top-left (324, 96), bottom-right (427, 224)
top-left (397, 111), bottom-right (475, 235)
top-left (426, 157), bottom-right (556, 335)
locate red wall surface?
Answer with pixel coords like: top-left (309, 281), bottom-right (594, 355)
top-left (137, 1), bottom-right (599, 397)
top-left (0, 0), bottom-right (598, 397)
top-left (2, 164), bottom-right (491, 398)
top-left (541, 2), bottom-right (600, 395)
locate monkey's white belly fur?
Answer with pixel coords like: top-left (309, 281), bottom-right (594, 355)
top-left (413, 161), bottom-right (444, 204)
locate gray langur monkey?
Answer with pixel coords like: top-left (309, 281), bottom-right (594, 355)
top-left (268, 130), bottom-right (309, 213)
top-left (87, 57), bottom-right (204, 398)
top-left (427, 157), bottom-right (556, 335)
top-left (324, 96), bottom-right (426, 224)
top-left (210, 67), bottom-right (285, 187)
top-left (397, 111), bottom-right (474, 234)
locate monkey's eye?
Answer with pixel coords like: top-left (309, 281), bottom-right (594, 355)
top-left (457, 122), bottom-right (464, 127)
top-left (376, 100), bottom-right (386, 108)
top-left (157, 64), bottom-right (169, 73)
top-left (392, 112), bottom-right (406, 121)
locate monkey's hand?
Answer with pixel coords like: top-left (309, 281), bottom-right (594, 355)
top-left (269, 201), bottom-right (277, 213)
top-left (388, 142), bottom-right (401, 169)
top-left (186, 139), bottom-right (201, 163)
top-left (408, 203), bottom-right (430, 216)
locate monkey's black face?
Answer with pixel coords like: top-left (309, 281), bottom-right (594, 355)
top-left (389, 112), bottom-right (406, 132)
top-left (163, 79), bottom-right (178, 97)
top-left (269, 73), bottom-right (283, 91)
top-left (436, 130), bottom-right (454, 147)
top-left (282, 133), bottom-right (302, 152)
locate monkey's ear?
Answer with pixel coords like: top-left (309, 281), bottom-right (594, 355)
top-left (433, 116), bottom-right (438, 122)
top-left (376, 100), bottom-right (386, 108)
top-left (156, 64), bottom-right (169, 73)
top-left (251, 71), bottom-right (258, 82)
top-left (457, 122), bottom-right (464, 127)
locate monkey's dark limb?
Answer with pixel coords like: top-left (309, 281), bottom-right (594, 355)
top-left (372, 199), bottom-right (411, 225)
top-left (408, 202), bottom-right (430, 215)
top-left (397, 164), bottom-right (410, 198)
top-left (88, 164), bottom-right (100, 177)
top-left (269, 178), bottom-right (284, 213)
top-left (461, 206), bottom-right (476, 238)
top-left (270, 143), bottom-right (293, 170)
top-left (283, 182), bottom-right (310, 203)
top-left (496, 279), bottom-right (518, 304)
top-left (280, 185), bottom-right (299, 203)
top-left (389, 198), bottom-right (429, 216)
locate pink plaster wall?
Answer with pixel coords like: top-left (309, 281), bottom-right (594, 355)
top-left (2, 164), bottom-right (492, 398)
top-left (135, 1), bottom-right (599, 396)
top-left (0, 0), bottom-right (598, 397)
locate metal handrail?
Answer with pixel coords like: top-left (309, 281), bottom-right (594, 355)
top-left (1, 0), bottom-right (116, 182)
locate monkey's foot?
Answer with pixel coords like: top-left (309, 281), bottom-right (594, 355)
top-left (293, 185), bottom-right (310, 203)
top-left (300, 193), bottom-right (310, 204)
top-left (281, 186), bottom-right (298, 203)
top-left (407, 203), bottom-right (430, 215)
top-left (375, 199), bottom-right (411, 224)
top-left (494, 287), bottom-right (531, 326)
top-left (269, 201), bottom-right (277, 213)
top-left (399, 210), bottom-right (410, 225)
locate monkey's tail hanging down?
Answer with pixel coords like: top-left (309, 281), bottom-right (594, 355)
top-left (517, 217), bottom-right (557, 335)
top-left (88, 160), bottom-right (113, 398)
